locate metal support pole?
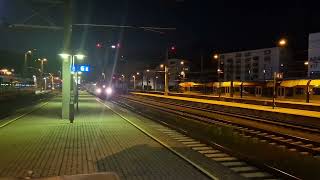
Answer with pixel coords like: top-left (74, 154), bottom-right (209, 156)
top-left (146, 74), bottom-right (149, 91)
top-left (230, 80), bottom-right (234, 98)
top-left (133, 76), bottom-right (136, 90)
top-left (44, 78), bottom-right (47, 90)
top-left (40, 61), bottom-right (44, 90)
top-left (141, 73), bottom-right (144, 91)
top-left (51, 76), bottom-right (54, 89)
top-left (240, 82), bottom-right (243, 98)
top-left (62, 0), bottom-right (73, 120)
top-left (218, 59), bottom-right (221, 98)
top-left (76, 72), bottom-right (79, 111)
top-left (273, 72), bottom-right (276, 109)
top-left (23, 53), bottom-right (27, 78)
top-left (62, 56), bottom-right (72, 119)
top-left (306, 80), bottom-right (311, 103)
top-left (154, 77), bottom-right (157, 91)
top-left (164, 66), bottom-right (169, 96)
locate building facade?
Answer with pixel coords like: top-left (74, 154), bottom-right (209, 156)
top-left (218, 47), bottom-right (288, 82)
top-left (167, 58), bottom-right (189, 86)
top-left (308, 32), bottom-right (320, 78)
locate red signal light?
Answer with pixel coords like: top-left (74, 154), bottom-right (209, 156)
top-left (96, 43), bottom-right (102, 48)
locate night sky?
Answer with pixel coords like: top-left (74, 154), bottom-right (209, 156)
top-left (1, 0), bottom-right (320, 79)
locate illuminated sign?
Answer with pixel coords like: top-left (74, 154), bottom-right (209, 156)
top-left (80, 65), bottom-right (89, 72)
top-left (71, 65), bottom-right (90, 72)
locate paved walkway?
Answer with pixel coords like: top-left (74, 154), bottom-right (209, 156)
top-left (0, 93), bottom-right (209, 180)
top-left (132, 92), bottom-right (320, 118)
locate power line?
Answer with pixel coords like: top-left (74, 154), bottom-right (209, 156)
top-left (6, 23), bottom-right (176, 34)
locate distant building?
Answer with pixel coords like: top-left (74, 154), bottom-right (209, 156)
top-left (308, 32), bottom-right (320, 78)
top-left (166, 58), bottom-right (190, 87)
top-left (140, 58), bottom-right (190, 90)
top-left (218, 47), bottom-right (289, 82)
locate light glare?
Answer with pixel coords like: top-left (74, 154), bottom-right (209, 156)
top-left (59, 53), bottom-right (70, 59)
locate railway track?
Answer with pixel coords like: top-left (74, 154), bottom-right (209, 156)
top-left (118, 94), bottom-right (320, 158)
top-left (111, 96), bottom-right (302, 179)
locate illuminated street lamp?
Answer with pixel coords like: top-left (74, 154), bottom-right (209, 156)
top-left (37, 58), bottom-right (47, 72)
top-left (43, 77), bottom-right (47, 90)
top-left (23, 49), bottom-right (36, 78)
top-left (213, 54), bottom-right (219, 60)
top-left (132, 75), bottom-right (136, 90)
top-left (59, 52), bottom-right (86, 119)
top-left (160, 64), bottom-right (169, 95)
top-left (271, 38), bottom-right (287, 108)
top-left (37, 58), bottom-right (47, 90)
top-left (213, 53), bottom-right (222, 98)
top-left (180, 61), bottom-right (184, 65)
top-left (278, 38), bottom-right (287, 47)
top-left (48, 73), bottom-right (54, 90)
top-left (76, 54), bottom-right (85, 60)
top-left (146, 69), bottom-right (150, 90)
top-left (180, 71), bottom-right (185, 81)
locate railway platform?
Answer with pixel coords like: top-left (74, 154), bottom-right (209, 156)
top-left (141, 91), bottom-right (320, 111)
top-left (132, 92), bottom-right (320, 119)
top-left (0, 92), bottom-right (250, 180)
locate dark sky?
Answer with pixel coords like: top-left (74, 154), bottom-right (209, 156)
top-left (1, 0), bottom-right (320, 78)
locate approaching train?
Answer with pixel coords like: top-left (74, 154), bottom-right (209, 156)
top-left (85, 80), bottom-right (128, 99)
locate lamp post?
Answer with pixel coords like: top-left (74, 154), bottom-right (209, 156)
top-left (59, 53), bottom-right (85, 120)
top-left (214, 54), bottom-right (221, 98)
top-left (160, 64), bottom-right (169, 96)
top-left (75, 71), bottom-right (82, 110)
top-left (23, 51), bottom-right (31, 78)
top-left (48, 73), bottom-right (54, 90)
top-left (304, 61), bottom-right (311, 103)
top-left (273, 72), bottom-right (277, 109)
top-left (140, 72), bottom-right (144, 91)
top-left (272, 38), bottom-right (287, 108)
top-left (37, 58), bottom-right (47, 90)
top-left (132, 75), bottom-right (136, 90)
top-left (155, 76), bottom-right (158, 91)
top-left (23, 49), bottom-right (36, 78)
top-left (43, 77), bottom-right (47, 90)
top-left (164, 65), bottom-right (169, 95)
top-left (146, 69), bottom-right (150, 91)
top-left (278, 38), bottom-right (287, 47)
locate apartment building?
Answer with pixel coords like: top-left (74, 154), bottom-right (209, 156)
top-left (218, 47), bottom-right (289, 81)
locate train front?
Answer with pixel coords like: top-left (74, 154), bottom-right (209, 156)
top-left (94, 83), bottom-right (113, 99)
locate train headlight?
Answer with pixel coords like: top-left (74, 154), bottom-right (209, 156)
top-left (106, 87), bottom-right (113, 95)
top-left (96, 88), bottom-right (102, 94)
top-left (102, 85), bottom-right (106, 88)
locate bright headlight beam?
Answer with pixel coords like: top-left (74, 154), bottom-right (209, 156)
top-left (96, 88), bottom-right (102, 94)
top-left (106, 87), bottom-right (112, 95)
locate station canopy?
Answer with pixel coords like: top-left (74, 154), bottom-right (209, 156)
top-left (210, 81), bottom-right (259, 87)
top-left (310, 79), bottom-right (320, 86)
top-left (280, 80), bottom-right (309, 87)
top-left (280, 79), bottom-right (320, 87)
top-left (179, 82), bottom-right (204, 88)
